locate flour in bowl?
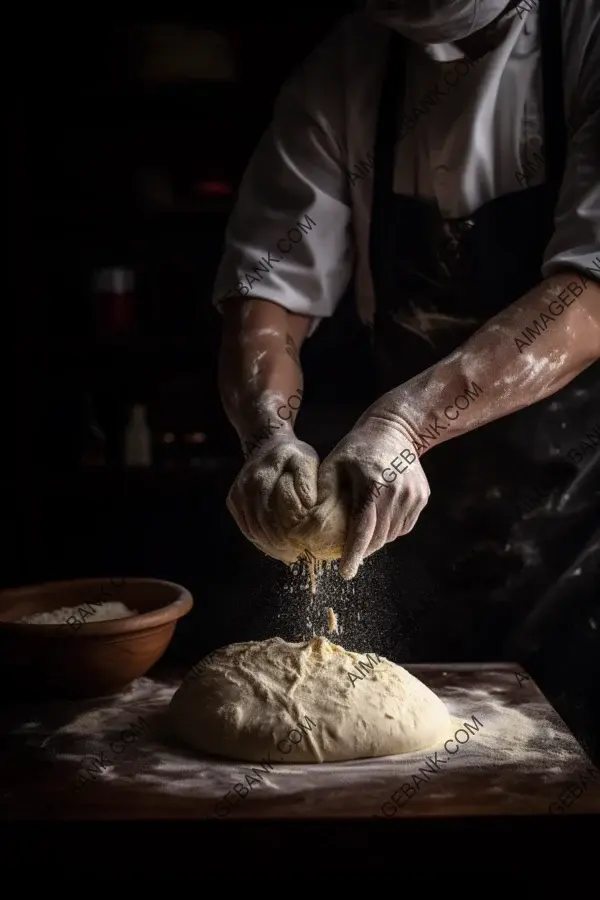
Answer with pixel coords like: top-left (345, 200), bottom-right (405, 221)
top-left (18, 601), bottom-right (137, 625)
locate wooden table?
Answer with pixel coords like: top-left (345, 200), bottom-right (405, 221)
top-left (1, 662), bottom-right (598, 873)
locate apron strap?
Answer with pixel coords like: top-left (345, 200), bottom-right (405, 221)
top-left (368, 32), bottom-right (405, 300)
top-left (539, 0), bottom-right (567, 183)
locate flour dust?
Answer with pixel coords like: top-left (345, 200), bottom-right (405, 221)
top-left (273, 553), bottom-right (394, 659)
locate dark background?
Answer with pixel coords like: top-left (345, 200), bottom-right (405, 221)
top-left (7, 2), bottom-right (371, 652)
top-left (7, 5), bottom-right (599, 765)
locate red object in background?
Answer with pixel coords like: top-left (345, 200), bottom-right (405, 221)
top-left (194, 179), bottom-right (232, 197)
top-left (91, 268), bottom-right (137, 339)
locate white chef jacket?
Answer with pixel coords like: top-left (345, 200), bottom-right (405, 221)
top-left (212, 1), bottom-right (600, 334)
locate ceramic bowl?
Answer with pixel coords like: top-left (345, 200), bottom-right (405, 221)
top-left (0, 577), bottom-right (193, 699)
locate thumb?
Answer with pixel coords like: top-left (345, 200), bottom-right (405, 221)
top-left (316, 453), bottom-right (336, 500)
top-left (339, 476), bottom-right (374, 580)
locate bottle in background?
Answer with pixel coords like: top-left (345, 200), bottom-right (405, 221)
top-left (124, 403), bottom-right (152, 467)
top-left (91, 267), bottom-right (137, 339)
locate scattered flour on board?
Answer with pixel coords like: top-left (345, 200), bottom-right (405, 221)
top-left (443, 685), bottom-right (576, 768)
top-left (9, 668), bottom-right (591, 810)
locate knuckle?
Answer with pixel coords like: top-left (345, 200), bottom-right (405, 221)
top-left (403, 515), bottom-right (419, 535)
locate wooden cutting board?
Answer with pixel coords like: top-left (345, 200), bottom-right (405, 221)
top-left (0, 662), bottom-right (598, 819)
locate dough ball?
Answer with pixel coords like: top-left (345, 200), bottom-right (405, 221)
top-left (169, 636), bottom-right (452, 763)
top-left (284, 490), bottom-right (352, 562)
top-left (271, 459), bottom-right (320, 535)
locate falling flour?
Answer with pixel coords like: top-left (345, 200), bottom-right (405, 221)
top-left (305, 552), bottom-right (327, 595)
top-left (280, 557), bottom-right (330, 638)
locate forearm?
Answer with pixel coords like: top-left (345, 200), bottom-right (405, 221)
top-left (375, 271), bottom-right (600, 454)
top-left (218, 298), bottom-right (313, 456)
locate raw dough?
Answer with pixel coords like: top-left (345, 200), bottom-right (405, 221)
top-left (327, 608), bottom-right (338, 632)
top-left (169, 636), bottom-right (452, 763)
top-left (286, 491), bottom-right (351, 562)
top-left (274, 473), bottom-right (351, 562)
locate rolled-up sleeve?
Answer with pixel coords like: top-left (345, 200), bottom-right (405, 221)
top-left (542, 4), bottom-right (600, 284)
top-left (212, 23), bottom-right (354, 329)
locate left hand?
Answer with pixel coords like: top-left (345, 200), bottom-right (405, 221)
top-left (226, 433), bottom-right (319, 565)
top-left (317, 408), bottom-right (431, 579)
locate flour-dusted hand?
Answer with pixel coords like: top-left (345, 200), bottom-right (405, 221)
top-left (227, 434), bottom-right (320, 564)
top-left (317, 413), bottom-right (430, 579)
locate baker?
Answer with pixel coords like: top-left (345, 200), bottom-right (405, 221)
top-left (213, 1), bottom-right (599, 667)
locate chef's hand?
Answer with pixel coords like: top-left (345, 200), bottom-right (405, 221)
top-left (317, 407), bottom-right (430, 579)
top-left (227, 433), bottom-right (319, 564)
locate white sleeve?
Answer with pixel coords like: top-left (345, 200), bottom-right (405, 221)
top-left (212, 19), bottom-right (354, 331)
top-left (542, 1), bottom-right (600, 285)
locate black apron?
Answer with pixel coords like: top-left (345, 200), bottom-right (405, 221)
top-left (365, 1), bottom-right (600, 679)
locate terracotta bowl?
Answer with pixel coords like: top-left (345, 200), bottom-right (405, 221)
top-left (0, 577), bottom-right (193, 699)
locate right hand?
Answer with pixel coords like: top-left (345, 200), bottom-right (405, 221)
top-left (226, 433), bottom-right (320, 564)
top-left (316, 412), bottom-right (431, 579)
